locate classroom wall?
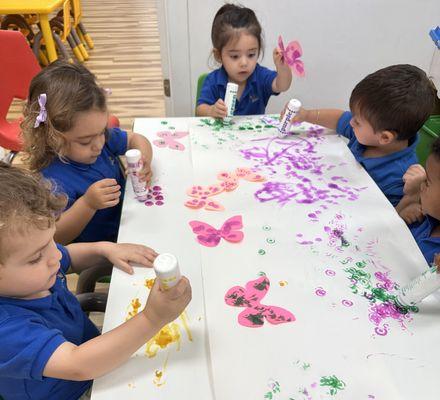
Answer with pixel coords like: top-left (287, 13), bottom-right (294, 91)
top-left (158, 0), bottom-right (440, 117)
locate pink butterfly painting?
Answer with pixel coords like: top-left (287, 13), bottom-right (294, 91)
top-left (278, 36), bottom-right (305, 77)
top-left (153, 131), bottom-right (189, 151)
top-left (185, 184), bottom-right (225, 211)
top-left (217, 167), bottom-right (266, 192)
top-left (189, 215), bottom-right (244, 247)
top-left (225, 275), bottom-right (295, 328)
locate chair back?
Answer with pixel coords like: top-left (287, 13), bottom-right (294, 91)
top-left (195, 73), bottom-right (208, 113)
top-left (0, 30), bottom-right (40, 151)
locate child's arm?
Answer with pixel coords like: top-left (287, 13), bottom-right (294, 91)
top-left (196, 100), bottom-right (228, 118)
top-left (127, 131), bottom-right (153, 184)
top-left (54, 179), bottom-right (121, 245)
top-left (43, 277), bottom-right (191, 380)
top-left (282, 105), bottom-right (344, 130)
top-left (66, 241), bottom-right (158, 274)
top-left (272, 48), bottom-right (293, 93)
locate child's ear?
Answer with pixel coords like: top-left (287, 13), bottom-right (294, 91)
top-left (378, 130), bottom-right (397, 145)
top-left (213, 48), bottom-right (222, 63)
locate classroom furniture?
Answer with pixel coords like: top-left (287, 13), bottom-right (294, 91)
top-left (0, 0), bottom-right (64, 63)
top-left (194, 72), bottom-right (208, 112)
top-left (91, 116), bottom-right (440, 400)
top-left (417, 115), bottom-right (440, 166)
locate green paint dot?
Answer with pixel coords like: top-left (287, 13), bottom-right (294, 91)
top-left (169, 126), bottom-right (175, 130)
top-left (247, 126), bottom-right (254, 130)
top-left (266, 238), bottom-right (275, 244)
top-left (239, 127), bottom-right (246, 130)
top-left (258, 249), bottom-right (266, 255)
top-left (160, 121), bottom-right (168, 125)
top-left (262, 225), bottom-right (271, 231)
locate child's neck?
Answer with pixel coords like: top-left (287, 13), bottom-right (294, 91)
top-left (363, 139), bottom-right (409, 158)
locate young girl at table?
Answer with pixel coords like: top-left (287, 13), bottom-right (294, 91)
top-left (22, 61), bottom-right (153, 245)
top-left (196, 3), bottom-right (292, 118)
top-left (396, 138), bottom-right (440, 266)
top-left (0, 162), bottom-right (192, 400)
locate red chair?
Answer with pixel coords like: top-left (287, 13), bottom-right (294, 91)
top-left (0, 30), bottom-right (119, 163)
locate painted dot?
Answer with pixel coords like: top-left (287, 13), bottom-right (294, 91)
top-left (325, 269), bottom-right (336, 276)
top-left (315, 287), bottom-right (326, 296)
top-left (145, 201), bottom-right (154, 206)
top-left (266, 238), bottom-right (275, 244)
top-left (147, 194), bottom-right (152, 199)
top-left (160, 121), bottom-right (168, 125)
top-left (258, 249), bottom-right (266, 255)
top-left (152, 191), bottom-right (159, 196)
top-left (152, 186), bottom-right (161, 191)
top-left (155, 195), bottom-right (164, 200)
top-left (279, 280), bottom-right (288, 287)
top-left (262, 225), bottom-right (271, 231)
top-left (155, 201), bottom-right (164, 206)
top-left (342, 299), bottom-right (353, 307)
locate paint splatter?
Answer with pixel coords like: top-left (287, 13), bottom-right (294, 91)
top-left (126, 298), bottom-right (142, 320)
top-left (341, 299), bottom-right (353, 307)
top-left (279, 280), bottom-right (288, 287)
top-left (315, 287), bottom-right (327, 297)
top-left (325, 269), bottom-right (336, 276)
top-left (320, 375), bottom-right (346, 395)
top-left (145, 185), bottom-right (165, 207)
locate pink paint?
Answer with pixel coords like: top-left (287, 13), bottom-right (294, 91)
top-left (325, 269), bottom-right (336, 276)
top-left (315, 287), bottom-right (326, 296)
top-left (153, 131), bottom-right (188, 151)
top-left (342, 299), bottom-right (353, 307)
top-left (225, 275), bottom-right (295, 328)
top-left (185, 184), bottom-right (225, 211)
top-left (189, 215), bottom-right (244, 247)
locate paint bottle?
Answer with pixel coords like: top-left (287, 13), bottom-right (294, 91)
top-left (224, 82), bottom-right (238, 123)
top-left (396, 261), bottom-right (440, 307)
top-left (153, 253), bottom-right (182, 290)
top-left (278, 98), bottom-right (302, 137)
top-left (125, 149), bottom-right (148, 201)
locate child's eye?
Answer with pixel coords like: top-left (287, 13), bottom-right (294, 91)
top-left (29, 253), bottom-right (43, 264)
top-left (79, 141), bottom-right (92, 146)
top-left (248, 53), bottom-right (256, 58)
top-left (230, 55), bottom-right (239, 60)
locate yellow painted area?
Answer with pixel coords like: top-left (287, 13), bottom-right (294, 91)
top-left (153, 353), bottom-right (169, 387)
top-left (126, 298), bottom-right (142, 320)
top-left (144, 278), bottom-right (155, 289)
top-left (279, 280), bottom-right (288, 287)
top-left (145, 322), bottom-right (181, 358)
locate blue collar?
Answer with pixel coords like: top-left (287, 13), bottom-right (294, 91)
top-left (215, 65), bottom-right (259, 100)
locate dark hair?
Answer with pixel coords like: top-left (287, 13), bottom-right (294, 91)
top-left (349, 64), bottom-right (437, 140)
top-left (0, 162), bottom-right (66, 262)
top-left (211, 3), bottom-right (263, 60)
top-left (22, 60), bottom-right (107, 170)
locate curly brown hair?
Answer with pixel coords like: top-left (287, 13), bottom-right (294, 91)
top-left (0, 162), bottom-right (67, 262)
top-left (21, 60), bottom-right (107, 171)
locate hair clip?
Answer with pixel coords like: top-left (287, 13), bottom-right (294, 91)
top-left (104, 88), bottom-right (112, 95)
top-left (34, 93), bottom-right (47, 128)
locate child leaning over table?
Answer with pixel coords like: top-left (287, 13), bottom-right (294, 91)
top-left (396, 138), bottom-right (440, 266)
top-left (21, 60), bottom-right (153, 245)
top-left (282, 64), bottom-right (437, 206)
top-left (0, 163), bottom-right (192, 400)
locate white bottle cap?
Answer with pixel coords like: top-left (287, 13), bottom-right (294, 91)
top-left (287, 98), bottom-right (302, 110)
top-left (125, 149), bottom-right (141, 163)
top-left (153, 253), bottom-right (181, 289)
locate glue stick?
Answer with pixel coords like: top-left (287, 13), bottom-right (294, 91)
top-left (224, 82), bottom-right (238, 122)
top-left (278, 98), bottom-right (302, 137)
top-left (125, 149), bottom-right (148, 201)
top-left (153, 253), bottom-right (182, 290)
top-left (396, 261), bottom-right (440, 307)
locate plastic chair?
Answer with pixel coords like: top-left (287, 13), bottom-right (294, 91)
top-left (416, 115), bottom-right (440, 166)
top-left (195, 72), bottom-right (208, 113)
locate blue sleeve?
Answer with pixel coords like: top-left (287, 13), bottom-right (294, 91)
top-left (197, 72), bottom-right (218, 106)
top-left (336, 111), bottom-right (355, 140)
top-left (57, 244), bottom-right (71, 274)
top-left (107, 127), bottom-right (128, 156)
top-left (259, 65), bottom-right (278, 103)
top-left (0, 315), bottom-right (66, 380)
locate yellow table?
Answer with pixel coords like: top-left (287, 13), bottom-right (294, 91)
top-left (0, 0), bottom-right (64, 62)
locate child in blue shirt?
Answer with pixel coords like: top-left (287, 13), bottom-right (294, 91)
top-left (22, 61), bottom-right (153, 245)
top-left (196, 3), bottom-right (292, 118)
top-left (283, 64), bottom-right (436, 206)
top-left (0, 163), bottom-right (191, 400)
top-left (396, 138), bottom-right (440, 265)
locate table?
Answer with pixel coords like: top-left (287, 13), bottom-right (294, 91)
top-left (92, 116), bottom-right (440, 400)
top-left (0, 0), bottom-right (64, 62)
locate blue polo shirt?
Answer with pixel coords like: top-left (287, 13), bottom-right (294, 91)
top-left (42, 127), bottom-right (127, 243)
top-left (197, 64), bottom-right (278, 115)
top-left (0, 245), bottom-right (100, 400)
top-left (337, 111), bottom-right (419, 206)
top-left (409, 216), bottom-right (440, 266)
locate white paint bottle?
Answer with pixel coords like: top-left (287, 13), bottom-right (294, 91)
top-left (224, 82), bottom-right (238, 123)
top-left (396, 263), bottom-right (440, 307)
top-left (125, 149), bottom-right (148, 201)
top-left (278, 98), bottom-right (302, 137)
top-left (153, 253), bottom-right (182, 290)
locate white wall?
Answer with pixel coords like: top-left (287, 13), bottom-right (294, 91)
top-left (159, 0), bottom-right (440, 116)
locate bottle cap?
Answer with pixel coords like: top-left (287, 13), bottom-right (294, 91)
top-left (288, 99), bottom-right (302, 110)
top-left (125, 149), bottom-right (141, 163)
top-left (153, 253), bottom-right (178, 274)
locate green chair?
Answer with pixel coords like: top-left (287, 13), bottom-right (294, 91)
top-left (195, 73), bottom-right (208, 114)
top-left (416, 115), bottom-right (440, 166)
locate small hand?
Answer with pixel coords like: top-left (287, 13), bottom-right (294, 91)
top-left (398, 202), bottom-right (424, 224)
top-left (83, 178), bottom-right (121, 210)
top-left (103, 243), bottom-right (158, 274)
top-left (403, 164), bottom-right (426, 195)
top-left (138, 156), bottom-right (153, 186)
top-left (273, 47), bottom-right (289, 71)
top-left (211, 99), bottom-right (228, 119)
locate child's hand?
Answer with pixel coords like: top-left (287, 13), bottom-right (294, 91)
top-left (83, 178), bottom-right (121, 210)
top-left (398, 202), bottom-right (424, 224)
top-left (280, 102), bottom-right (309, 124)
top-left (210, 99), bottom-right (228, 119)
top-left (102, 242), bottom-right (158, 274)
top-left (142, 277), bottom-right (192, 328)
top-left (403, 164), bottom-right (426, 195)
top-left (138, 156), bottom-right (153, 186)
top-left (273, 47), bottom-right (290, 72)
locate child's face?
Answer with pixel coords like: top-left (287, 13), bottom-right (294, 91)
top-left (219, 32), bottom-right (259, 85)
top-left (349, 113), bottom-right (380, 146)
top-left (0, 225), bottom-right (62, 299)
top-left (420, 155), bottom-right (440, 219)
top-left (63, 109), bottom-right (108, 164)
